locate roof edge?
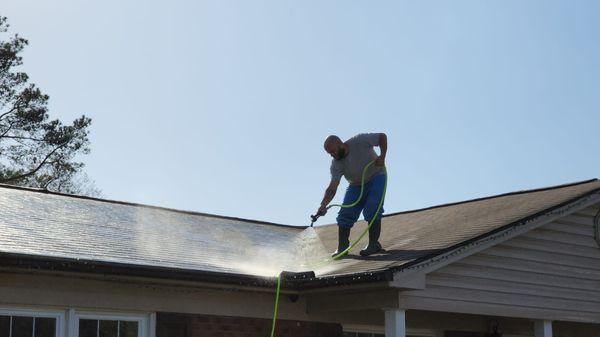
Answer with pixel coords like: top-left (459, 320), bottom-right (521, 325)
top-left (0, 251), bottom-right (395, 290)
top-left (0, 252), bottom-right (283, 289)
top-left (385, 178), bottom-right (599, 217)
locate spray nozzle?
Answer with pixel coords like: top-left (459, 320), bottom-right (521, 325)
top-left (309, 214), bottom-right (320, 227)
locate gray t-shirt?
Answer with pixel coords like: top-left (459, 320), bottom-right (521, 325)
top-left (330, 133), bottom-right (383, 186)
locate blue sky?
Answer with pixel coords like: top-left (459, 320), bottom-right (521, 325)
top-left (3, 1), bottom-right (599, 226)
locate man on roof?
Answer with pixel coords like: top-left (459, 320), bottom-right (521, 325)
top-left (316, 133), bottom-right (387, 257)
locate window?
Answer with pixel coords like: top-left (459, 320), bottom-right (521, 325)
top-left (0, 308), bottom-right (152, 337)
top-left (74, 313), bottom-right (148, 337)
top-left (0, 309), bottom-right (63, 337)
top-left (77, 319), bottom-right (138, 337)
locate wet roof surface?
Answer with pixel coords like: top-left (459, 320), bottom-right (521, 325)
top-left (0, 179), bottom-right (599, 279)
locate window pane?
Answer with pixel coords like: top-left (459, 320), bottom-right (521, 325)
top-left (98, 321), bottom-right (117, 337)
top-left (34, 318), bottom-right (56, 337)
top-left (79, 320), bottom-right (98, 337)
top-left (12, 316), bottom-right (33, 337)
top-left (0, 316), bottom-right (10, 337)
top-left (118, 321), bottom-right (138, 337)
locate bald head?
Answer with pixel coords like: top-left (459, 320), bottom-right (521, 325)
top-left (324, 135), bottom-right (347, 160)
top-left (324, 135), bottom-right (342, 149)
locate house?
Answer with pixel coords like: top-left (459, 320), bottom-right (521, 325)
top-left (0, 179), bottom-right (599, 337)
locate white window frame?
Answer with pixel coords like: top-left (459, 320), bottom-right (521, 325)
top-left (0, 307), bottom-right (65, 337)
top-left (71, 310), bottom-right (150, 337)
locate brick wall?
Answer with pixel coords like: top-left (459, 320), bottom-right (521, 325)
top-left (156, 312), bottom-right (343, 337)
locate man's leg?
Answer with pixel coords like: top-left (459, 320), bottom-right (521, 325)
top-left (360, 174), bottom-right (386, 256)
top-left (334, 185), bottom-right (364, 257)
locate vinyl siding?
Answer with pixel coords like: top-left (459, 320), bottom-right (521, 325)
top-left (399, 204), bottom-right (600, 323)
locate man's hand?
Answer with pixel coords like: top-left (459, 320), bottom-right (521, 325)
top-left (375, 155), bottom-right (386, 167)
top-left (317, 205), bottom-right (328, 216)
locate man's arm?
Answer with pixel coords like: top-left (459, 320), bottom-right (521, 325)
top-left (375, 133), bottom-right (387, 166)
top-left (317, 179), bottom-right (340, 215)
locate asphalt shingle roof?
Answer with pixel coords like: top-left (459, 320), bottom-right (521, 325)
top-left (0, 179), bottom-right (599, 283)
top-left (315, 179), bottom-right (600, 277)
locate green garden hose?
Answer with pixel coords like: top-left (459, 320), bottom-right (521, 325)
top-left (270, 274), bottom-right (282, 337)
top-left (270, 160), bottom-right (387, 337)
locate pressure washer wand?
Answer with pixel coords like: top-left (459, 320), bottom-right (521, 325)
top-left (309, 214), bottom-right (320, 227)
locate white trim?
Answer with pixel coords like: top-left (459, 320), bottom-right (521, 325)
top-left (66, 309), bottom-right (76, 337)
top-left (0, 307), bottom-right (66, 337)
top-left (148, 313), bottom-right (156, 337)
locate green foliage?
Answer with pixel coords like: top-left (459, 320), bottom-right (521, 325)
top-left (0, 16), bottom-right (98, 196)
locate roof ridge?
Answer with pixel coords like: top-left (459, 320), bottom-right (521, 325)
top-left (0, 183), bottom-right (304, 230)
top-left (384, 178), bottom-right (599, 217)
top-left (1, 178), bottom-right (597, 228)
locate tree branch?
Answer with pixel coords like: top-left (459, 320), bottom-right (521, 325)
top-left (0, 119), bottom-right (16, 138)
top-left (0, 135), bottom-right (45, 142)
top-left (0, 142), bottom-right (68, 183)
top-left (0, 101), bottom-right (21, 121)
top-left (41, 174), bottom-right (59, 190)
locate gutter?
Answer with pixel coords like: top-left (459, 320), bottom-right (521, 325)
top-left (0, 252), bottom-right (278, 288)
top-left (0, 251), bottom-right (394, 290)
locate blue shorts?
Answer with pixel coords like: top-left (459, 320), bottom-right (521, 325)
top-left (336, 173), bottom-right (386, 228)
